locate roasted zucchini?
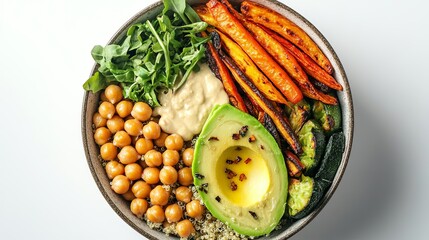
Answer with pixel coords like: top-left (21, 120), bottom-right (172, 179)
top-left (298, 120), bottom-right (326, 176)
top-left (312, 99), bottom-right (342, 133)
top-left (315, 132), bottom-right (345, 183)
top-left (288, 99), bottom-right (311, 133)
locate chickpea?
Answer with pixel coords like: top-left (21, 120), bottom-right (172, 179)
top-left (111, 175), bottom-right (130, 194)
top-left (118, 146), bottom-right (140, 164)
top-left (135, 138), bottom-right (153, 155)
top-left (150, 185), bottom-right (170, 206)
top-left (125, 163), bottom-right (143, 181)
top-left (159, 166), bottom-right (178, 185)
top-left (178, 167), bottom-right (193, 186)
top-left (105, 160), bottom-right (125, 179)
top-left (142, 121), bottom-right (161, 140)
top-left (116, 100), bottom-right (133, 118)
top-left (132, 180), bottom-right (151, 199)
top-left (186, 200), bottom-right (204, 219)
top-left (93, 112), bottom-right (107, 128)
top-left (142, 167), bottom-right (160, 184)
top-left (131, 102), bottom-right (152, 122)
top-left (122, 189), bottom-right (136, 201)
top-left (98, 101), bottom-right (116, 119)
top-left (146, 205), bottom-right (165, 223)
top-left (154, 132), bottom-right (168, 147)
top-left (100, 142), bottom-right (117, 161)
top-left (165, 134), bottom-right (184, 150)
top-left (182, 148), bottom-right (194, 167)
top-left (106, 115), bottom-right (124, 134)
top-left (130, 198), bottom-right (148, 218)
top-left (162, 150), bottom-right (180, 166)
top-left (94, 127), bottom-right (111, 145)
top-left (124, 119), bottom-right (143, 136)
top-left (113, 130), bottom-right (131, 148)
top-left (165, 203), bottom-right (183, 223)
top-left (104, 84), bottom-right (123, 104)
top-left (176, 219), bottom-right (195, 238)
top-left (144, 149), bottom-right (162, 167)
top-left (175, 186), bottom-right (192, 203)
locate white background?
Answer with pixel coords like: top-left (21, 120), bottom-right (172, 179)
top-left (1, 0), bottom-right (428, 239)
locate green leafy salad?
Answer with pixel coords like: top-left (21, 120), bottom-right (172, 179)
top-left (83, 0), bottom-right (209, 106)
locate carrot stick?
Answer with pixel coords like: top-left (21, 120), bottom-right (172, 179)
top-left (241, 0), bottom-right (333, 74)
top-left (206, 0), bottom-right (303, 104)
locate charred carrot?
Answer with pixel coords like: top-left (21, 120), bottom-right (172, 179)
top-left (215, 30), bottom-right (288, 104)
top-left (206, 0), bottom-right (303, 104)
top-left (264, 27), bottom-right (343, 91)
top-left (203, 32), bottom-right (248, 112)
top-left (241, 0), bottom-right (333, 74)
top-left (220, 51), bottom-right (302, 154)
top-left (194, 5), bottom-right (218, 27)
top-left (285, 150), bottom-right (305, 177)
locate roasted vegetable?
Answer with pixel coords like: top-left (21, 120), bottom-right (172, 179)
top-left (313, 99), bottom-right (342, 133)
top-left (220, 51), bottom-right (302, 154)
top-left (264, 27), bottom-right (342, 91)
top-left (285, 150), bottom-right (305, 177)
top-left (288, 99), bottom-right (311, 133)
top-left (288, 176), bottom-right (328, 219)
top-left (241, 1), bottom-right (333, 74)
top-left (204, 31), bottom-right (248, 112)
top-left (298, 120), bottom-right (326, 175)
top-left (315, 132), bottom-right (345, 183)
top-left (206, 0), bottom-right (303, 104)
top-left (263, 113), bottom-right (282, 147)
top-left (215, 30), bottom-right (287, 104)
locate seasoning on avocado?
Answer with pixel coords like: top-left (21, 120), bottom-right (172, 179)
top-left (208, 136), bottom-right (219, 141)
top-left (234, 156), bottom-right (242, 164)
top-left (235, 146), bottom-right (242, 151)
top-left (230, 181), bottom-right (238, 191)
top-left (260, 145), bottom-right (265, 150)
top-left (195, 173), bottom-right (205, 180)
top-left (225, 168), bottom-right (237, 179)
top-left (215, 196), bottom-right (221, 202)
top-left (226, 159), bottom-right (234, 164)
top-left (232, 133), bottom-right (240, 140)
top-left (239, 125), bottom-right (249, 137)
top-left (248, 135), bottom-right (256, 143)
top-left (244, 158), bottom-right (252, 164)
top-left (249, 211), bottom-right (258, 220)
top-left (239, 173), bottom-right (247, 181)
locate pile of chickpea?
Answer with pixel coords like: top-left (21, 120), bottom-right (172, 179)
top-left (93, 84), bottom-right (205, 238)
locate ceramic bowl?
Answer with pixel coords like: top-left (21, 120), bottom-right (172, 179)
top-left (82, 0), bottom-right (354, 239)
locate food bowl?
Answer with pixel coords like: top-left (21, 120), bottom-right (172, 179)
top-left (81, 0), bottom-right (353, 239)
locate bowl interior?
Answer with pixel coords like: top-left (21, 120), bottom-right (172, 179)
top-left (82, 1), bottom-right (353, 239)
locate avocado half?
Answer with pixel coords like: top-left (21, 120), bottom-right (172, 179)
top-left (192, 104), bottom-right (288, 236)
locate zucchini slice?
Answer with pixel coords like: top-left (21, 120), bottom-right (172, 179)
top-left (315, 132), bottom-right (346, 183)
top-left (298, 120), bottom-right (326, 176)
top-left (288, 99), bottom-right (311, 133)
top-left (312, 99), bottom-right (342, 133)
top-left (287, 176), bottom-right (327, 219)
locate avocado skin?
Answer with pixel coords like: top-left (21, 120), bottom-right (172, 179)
top-left (192, 104), bottom-right (287, 237)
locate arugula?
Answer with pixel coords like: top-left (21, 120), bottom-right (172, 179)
top-left (83, 0), bottom-right (209, 106)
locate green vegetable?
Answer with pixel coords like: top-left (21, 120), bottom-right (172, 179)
top-left (298, 120), bottom-right (326, 176)
top-left (288, 99), bottom-right (311, 133)
top-left (312, 99), bottom-right (342, 133)
top-left (315, 132), bottom-right (345, 183)
top-left (83, 0), bottom-right (209, 106)
top-left (288, 177), bottom-right (328, 219)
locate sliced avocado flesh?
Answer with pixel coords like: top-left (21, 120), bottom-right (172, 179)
top-left (193, 104), bottom-right (288, 237)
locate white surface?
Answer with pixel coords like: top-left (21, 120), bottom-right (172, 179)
top-left (0, 0), bottom-right (428, 239)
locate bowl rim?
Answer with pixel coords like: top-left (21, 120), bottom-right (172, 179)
top-left (81, 0), bottom-right (354, 239)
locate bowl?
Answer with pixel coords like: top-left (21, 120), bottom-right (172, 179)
top-left (81, 0), bottom-right (354, 239)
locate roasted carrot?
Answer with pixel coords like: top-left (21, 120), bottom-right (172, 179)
top-left (202, 32), bottom-right (248, 112)
top-left (285, 150), bottom-right (305, 177)
top-left (263, 26), bottom-right (343, 91)
top-left (206, 0), bottom-right (303, 104)
top-left (241, 0), bottom-right (333, 74)
top-left (215, 30), bottom-right (287, 104)
top-left (194, 5), bottom-right (218, 27)
top-left (220, 51), bottom-right (302, 154)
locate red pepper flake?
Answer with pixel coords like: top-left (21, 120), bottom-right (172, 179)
top-left (235, 146), bottom-right (242, 151)
top-left (225, 168), bottom-right (237, 179)
top-left (244, 158), bottom-right (252, 164)
top-left (208, 136), bottom-right (219, 141)
top-left (239, 125), bottom-right (249, 137)
top-left (248, 135), bottom-right (256, 143)
top-left (260, 145), bottom-right (264, 150)
top-left (249, 211), bottom-right (258, 220)
top-left (239, 173), bottom-right (247, 181)
top-left (215, 196), bottom-right (221, 202)
top-left (234, 156), bottom-right (242, 164)
top-left (230, 181), bottom-right (238, 191)
top-left (226, 159), bottom-right (234, 164)
top-left (232, 133), bottom-right (240, 140)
